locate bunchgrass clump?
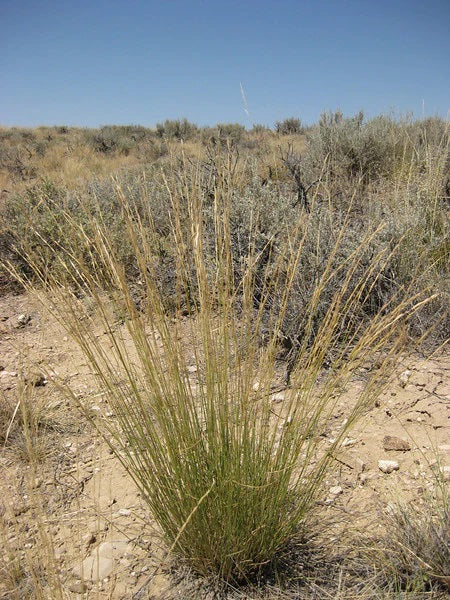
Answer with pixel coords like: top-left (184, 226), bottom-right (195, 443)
top-left (377, 475), bottom-right (449, 594)
top-left (1, 379), bottom-right (53, 461)
top-left (10, 148), bottom-right (435, 585)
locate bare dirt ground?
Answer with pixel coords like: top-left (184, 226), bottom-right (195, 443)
top-left (1, 293), bottom-right (449, 599)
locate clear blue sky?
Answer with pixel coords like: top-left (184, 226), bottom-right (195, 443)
top-left (1, 0), bottom-right (449, 128)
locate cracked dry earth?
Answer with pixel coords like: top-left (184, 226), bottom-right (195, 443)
top-left (0, 293), bottom-right (449, 599)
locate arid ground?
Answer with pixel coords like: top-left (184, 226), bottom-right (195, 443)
top-left (1, 292), bottom-right (448, 599)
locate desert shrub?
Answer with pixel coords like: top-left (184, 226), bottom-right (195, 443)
top-left (0, 129), bottom-right (53, 181)
top-left (156, 118), bottom-right (198, 140)
top-left (216, 122), bottom-right (246, 143)
top-left (275, 117), bottom-right (304, 135)
top-left (2, 180), bottom-right (67, 274)
top-left (199, 126), bottom-right (216, 144)
top-left (83, 125), bottom-right (153, 155)
top-left (407, 116), bottom-right (448, 148)
top-left (0, 146), bottom-right (37, 180)
top-left (304, 111), bottom-right (401, 185)
top-left (113, 124), bottom-right (153, 144)
top-left (1, 176), bottom-right (144, 290)
top-left (88, 126), bottom-right (131, 154)
top-left (54, 125), bottom-right (69, 134)
top-left (225, 187), bottom-right (400, 356)
top-left (135, 138), bottom-right (168, 162)
top-left (199, 123), bottom-right (246, 147)
top-left (0, 128), bottom-right (37, 145)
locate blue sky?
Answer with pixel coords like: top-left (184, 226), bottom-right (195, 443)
top-left (1, 0), bottom-right (449, 127)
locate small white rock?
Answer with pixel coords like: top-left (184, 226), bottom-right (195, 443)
top-left (17, 313), bottom-right (31, 325)
top-left (342, 437), bottom-right (357, 447)
top-left (378, 460), bottom-right (399, 474)
top-left (73, 556), bottom-right (113, 582)
top-left (329, 486), bottom-right (343, 496)
top-left (117, 508), bottom-right (131, 516)
top-left (399, 370), bottom-right (412, 387)
top-left (271, 393), bottom-right (285, 403)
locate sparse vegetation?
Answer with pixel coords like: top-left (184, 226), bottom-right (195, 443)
top-left (2, 114), bottom-right (448, 341)
top-left (156, 118), bottom-right (199, 140)
top-left (365, 470), bottom-right (450, 596)
top-left (14, 165), bottom-right (430, 582)
top-left (0, 113), bottom-right (448, 598)
top-left (275, 117), bottom-right (304, 135)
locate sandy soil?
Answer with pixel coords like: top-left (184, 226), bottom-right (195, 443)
top-left (0, 293), bottom-right (448, 599)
